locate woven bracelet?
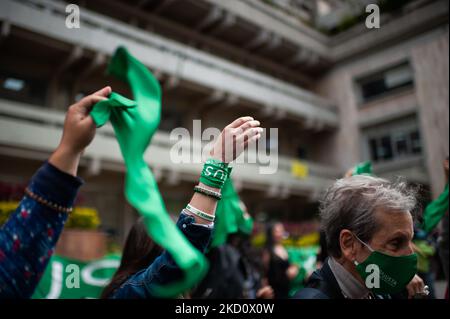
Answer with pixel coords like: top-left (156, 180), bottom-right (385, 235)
top-left (194, 185), bottom-right (222, 200)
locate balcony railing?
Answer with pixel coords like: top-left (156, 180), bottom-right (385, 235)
top-left (0, 0), bottom-right (338, 128)
top-left (0, 98), bottom-right (340, 197)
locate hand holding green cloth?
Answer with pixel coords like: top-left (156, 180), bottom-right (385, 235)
top-left (211, 178), bottom-right (253, 248)
top-left (90, 47), bottom-right (208, 297)
top-left (352, 161), bottom-right (373, 175)
top-left (422, 184), bottom-right (449, 234)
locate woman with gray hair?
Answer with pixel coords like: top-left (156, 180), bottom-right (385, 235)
top-left (295, 175), bottom-right (425, 299)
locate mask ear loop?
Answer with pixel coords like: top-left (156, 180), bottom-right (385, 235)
top-left (352, 233), bottom-right (374, 266)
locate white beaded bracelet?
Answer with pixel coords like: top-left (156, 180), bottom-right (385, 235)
top-left (186, 204), bottom-right (215, 222)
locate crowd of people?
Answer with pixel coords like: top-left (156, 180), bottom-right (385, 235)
top-left (0, 49), bottom-right (448, 300)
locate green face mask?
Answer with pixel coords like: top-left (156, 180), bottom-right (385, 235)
top-left (353, 235), bottom-right (417, 295)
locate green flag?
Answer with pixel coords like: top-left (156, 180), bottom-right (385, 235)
top-left (32, 254), bottom-right (120, 299)
top-left (422, 184), bottom-right (449, 234)
top-left (211, 179), bottom-right (253, 248)
top-left (352, 161), bottom-right (373, 175)
top-left (90, 47), bottom-right (208, 297)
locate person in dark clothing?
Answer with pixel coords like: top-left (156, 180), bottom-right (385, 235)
top-left (263, 222), bottom-right (298, 299)
top-left (192, 232), bottom-right (273, 299)
top-left (296, 175), bottom-right (427, 299)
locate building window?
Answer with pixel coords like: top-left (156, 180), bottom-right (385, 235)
top-left (410, 131), bottom-right (422, 154)
top-left (159, 108), bottom-right (183, 132)
top-left (0, 71), bottom-right (47, 106)
top-left (357, 63), bottom-right (414, 104)
top-left (367, 128), bottom-right (422, 163)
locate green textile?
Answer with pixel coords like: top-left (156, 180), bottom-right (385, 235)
top-left (32, 254), bottom-right (121, 299)
top-left (90, 47), bottom-right (208, 297)
top-left (422, 184), bottom-right (449, 234)
top-left (286, 246), bottom-right (320, 297)
top-left (413, 239), bottom-right (436, 273)
top-left (352, 161), bottom-right (373, 175)
top-left (199, 159), bottom-right (232, 189)
top-left (210, 179), bottom-right (253, 248)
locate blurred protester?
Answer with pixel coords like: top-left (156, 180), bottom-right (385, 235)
top-left (191, 180), bottom-right (273, 299)
top-left (316, 230), bottom-right (328, 269)
top-left (424, 159), bottom-right (449, 290)
top-left (412, 227), bottom-right (436, 299)
top-left (101, 217), bottom-right (163, 298)
top-left (263, 222), bottom-right (299, 299)
top-left (192, 231), bottom-right (273, 299)
top-left (295, 175), bottom-right (425, 299)
top-left (0, 87), bottom-right (112, 298)
top-left (440, 158), bottom-right (449, 296)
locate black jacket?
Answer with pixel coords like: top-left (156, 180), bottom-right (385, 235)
top-left (294, 258), bottom-right (397, 299)
top-left (294, 258), bottom-right (345, 299)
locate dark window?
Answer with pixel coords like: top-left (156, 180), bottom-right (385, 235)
top-left (380, 136), bottom-right (393, 160)
top-left (394, 133), bottom-right (409, 156)
top-left (159, 108), bottom-right (182, 132)
top-left (367, 128), bottom-right (422, 162)
top-left (297, 146), bottom-right (308, 160)
top-left (0, 72), bottom-right (47, 106)
top-left (369, 138), bottom-right (379, 162)
top-left (358, 63), bottom-right (413, 103)
top-left (410, 131), bottom-right (422, 154)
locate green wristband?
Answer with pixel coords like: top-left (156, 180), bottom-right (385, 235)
top-left (199, 158), bottom-right (232, 189)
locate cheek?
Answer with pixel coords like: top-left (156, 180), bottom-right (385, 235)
top-left (356, 246), bottom-right (372, 261)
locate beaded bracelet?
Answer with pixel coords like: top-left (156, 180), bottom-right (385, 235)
top-left (25, 187), bottom-right (73, 213)
top-left (186, 204), bottom-right (215, 222)
top-left (194, 185), bottom-right (222, 200)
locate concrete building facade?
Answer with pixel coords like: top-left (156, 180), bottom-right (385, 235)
top-left (0, 0), bottom-right (448, 242)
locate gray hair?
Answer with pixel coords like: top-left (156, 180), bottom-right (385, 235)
top-left (320, 175), bottom-right (418, 258)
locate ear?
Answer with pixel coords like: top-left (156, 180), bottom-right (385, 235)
top-left (339, 229), bottom-right (357, 261)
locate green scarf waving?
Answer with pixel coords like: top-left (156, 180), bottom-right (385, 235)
top-left (211, 178), bottom-right (253, 248)
top-left (90, 47), bottom-right (208, 297)
top-left (422, 184), bottom-right (449, 234)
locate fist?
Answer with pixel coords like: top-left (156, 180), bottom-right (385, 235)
top-left (256, 285), bottom-right (274, 299)
top-left (59, 86), bottom-right (111, 155)
top-left (406, 274), bottom-right (425, 299)
top-left (210, 116), bottom-right (262, 163)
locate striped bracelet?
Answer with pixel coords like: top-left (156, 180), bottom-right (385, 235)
top-left (25, 187), bottom-right (73, 213)
top-left (194, 185), bottom-right (222, 200)
top-left (186, 204), bottom-right (215, 222)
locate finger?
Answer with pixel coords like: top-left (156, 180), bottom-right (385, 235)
top-left (81, 113), bottom-right (96, 128)
top-left (234, 120), bottom-right (260, 134)
top-left (77, 95), bottom-right (107, 113)
top-left (236, 127), bottom-right (263, 143)
top-left (227, 116), bottom-right (254, 129)
top-left (92, 86), bottom-right (112, 98)
top-left (407, 286), bottom-right (414, 298)
top-left (417, 280), bottom-right (425, 291)
top-left (243, 133), bottom-right (261, 148)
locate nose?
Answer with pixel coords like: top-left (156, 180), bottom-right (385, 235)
top-left (403, 242), bottom-right (414, 255)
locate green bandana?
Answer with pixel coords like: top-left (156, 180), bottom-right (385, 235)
top-left (352, 161), bottom-right (373, 176)
top-left (422, 184), bottom-right (449, 234)
top-left (210, 179), bottom-right (253, 248)
top-left (90, 47), bottom-right (208, 297)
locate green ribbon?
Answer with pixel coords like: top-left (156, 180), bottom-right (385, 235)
top-left (210, 178), bottom-right (253, 248)
top-left (422, 184), bottom-right (449, 234)
top-left (90, 47), bottom-right (208, 297)
top-left (352, 161), bottom-right (373, 176)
